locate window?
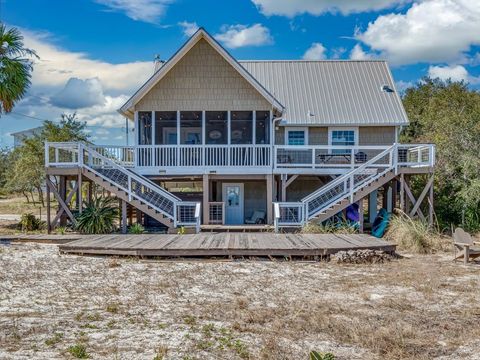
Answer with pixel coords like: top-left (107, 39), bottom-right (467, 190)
top-left (155, 111), bottom-right (177, 145)
top-left (138, 111), bottom-right (152, 145)
top-left (206, 111), bottom-right (228, 144)
top-left (287, 129), bottom-right (306, 145)
top-left (255, 111), bottom-right (270, 144)
top-left (330, 129), bottom-right (357, 154)
top-left (231, 111), bottom-right (253, 144)
top-left (180, 111), bottom-right (202, 144)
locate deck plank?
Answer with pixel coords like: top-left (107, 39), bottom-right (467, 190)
top-left (58, 232), bottom-right (396, 257)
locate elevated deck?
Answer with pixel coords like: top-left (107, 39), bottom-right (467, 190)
top-left (57, 233), bottom-right (396, 257)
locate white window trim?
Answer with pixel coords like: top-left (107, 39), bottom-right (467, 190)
top-left (328, 127), bottom-right (359, 146)
top-left (285, 127), bottom-right (309, 146)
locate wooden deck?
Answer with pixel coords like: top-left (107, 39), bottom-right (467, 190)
top-left (57, 233), bottom-right (396, 257)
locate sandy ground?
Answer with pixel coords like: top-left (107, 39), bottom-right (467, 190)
top-left (1, 243), bottom-right (480, 360)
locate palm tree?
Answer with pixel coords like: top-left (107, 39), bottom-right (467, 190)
top-left (0, 23), bottom-right (38, 114)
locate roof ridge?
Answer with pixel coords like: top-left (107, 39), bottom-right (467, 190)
top-left (239, 59), bottom-right (387, 63)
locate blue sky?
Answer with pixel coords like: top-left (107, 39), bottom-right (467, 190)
top-left (1, 0), bottom-right (479, 146)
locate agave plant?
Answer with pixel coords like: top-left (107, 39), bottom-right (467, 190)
top-left (75, 197), bottom-right (118, 234)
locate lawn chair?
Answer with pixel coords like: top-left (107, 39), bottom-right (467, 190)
top-left (453, 228), bottom-right (480, 264)
top-left (245, 210), bottom-right (266, 224)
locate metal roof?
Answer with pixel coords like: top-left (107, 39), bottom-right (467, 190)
top-left (240, 60), bottom-right (408, 126)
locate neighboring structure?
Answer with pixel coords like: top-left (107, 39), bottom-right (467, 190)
top-left (11, 126), bottom-right (43, 147)
top-left (44, 28), bottom-right (435, 233)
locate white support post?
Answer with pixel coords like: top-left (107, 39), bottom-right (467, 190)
top-left (350, 148), bottom-right (355, 168)
top-left (128, 175), bottom-right (132, 201)
top-left (227, 111), bottom-right (231, 167)
top-left (45, 142), bottom-right (49, 167)
top-left (202, 110), bottom-right (206, 166)
top-left (252, 110), bottom-right (256, 166)
top-left (151, 110), bottom-right (156, 166)
top-left (134, 111), bottom-right (138, 167)
top-left (176, 110), bottom-right (180, 166)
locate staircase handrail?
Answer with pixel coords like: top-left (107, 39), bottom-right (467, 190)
top-left (79, 143), bottom-right (181, 203)
top-left (301, 144), bottom-right (396, 204)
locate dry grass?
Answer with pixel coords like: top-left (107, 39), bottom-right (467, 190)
top-left (0, 194), bottom-right (52, 215)
top-left (0, 243), bottom-right (479, 359)
top-left (385, 213), bottom-right (451, 253)
top-left (301, 221), bottom-right (357, 234)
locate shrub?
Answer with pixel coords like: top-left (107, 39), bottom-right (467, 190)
top-left (19, 213), bottom-right (44, 232)
top-left (75, 197), bottom-right (118, 234)
top-left (384, 212), bottom-right (449, 253)
top-left (67, 343), bottom-right (90, 359)
top-left (310, 351), bottom-right (335, 360)
top-left (128, 223), bottom-right (144, 234)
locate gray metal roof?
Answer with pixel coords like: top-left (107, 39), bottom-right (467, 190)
top-left (239, 60), bottom-right (408, 126)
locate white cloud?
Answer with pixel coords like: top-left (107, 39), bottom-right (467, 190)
top-left (214, 24), bottom-right (273, 49)
top-left (51, 78), bottom-right (106, 109)
top-left (2, 27), bottom-right (154, 144)
top-left (356, 0), bottom-right (480, 65)
top-left (94, 0), bottom-right (173, 23)
top-left (179, 21), bottom-right (199, 37)
top-left (350, 44), bottom-right (374, 60)
top-left (396, 80), bottom-right (414, 92)
top-left (252, 0), bottom-right (409, 17)
top-left (303, 43), bottom-right (327, 60)
top-left (428, 64), bottom-right (469, 82)
top-left (22, 29), bottom-right (153, 93)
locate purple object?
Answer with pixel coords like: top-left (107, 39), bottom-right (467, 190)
top-left (346, 203), bottom-right (360, 222)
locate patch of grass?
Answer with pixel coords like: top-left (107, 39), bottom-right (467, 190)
top-left (128, 223), bottom-right (144, 234)
top-left (153, 344), bottom-right (169, 360)
top-left (67, 343), bottom-right (90, 359)
top-left (301, 220), bottom-right (357, 234)
top-left (385, 212), bottom-right (449, 253)
top-left (310, 351), bottom-right (335, 360)
top-left (45, 332), bottom-right (63, 346)
top-left (183, 315), bottom-right (196, 326)
top-left (106, 303), bottom-right (120, 314)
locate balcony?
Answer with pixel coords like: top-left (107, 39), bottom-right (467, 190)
top-left (46, 143), bottom-right (435, 176)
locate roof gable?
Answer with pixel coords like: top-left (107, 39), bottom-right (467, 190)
top-left (119, 28), bottom-right (283, 118)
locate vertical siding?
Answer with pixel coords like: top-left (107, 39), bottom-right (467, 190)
top-left (308, 127), bottom-right (328, 145)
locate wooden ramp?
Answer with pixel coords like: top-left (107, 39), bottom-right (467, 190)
top-left (58, 233), bottom-right (395, 257)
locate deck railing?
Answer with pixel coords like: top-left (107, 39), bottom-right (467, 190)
top-left (208, 202), bottom-right (225, 224)
top-left (135, 144), bottom-right (271, 169)
top-left (45, 142), bottom-right (201, 230)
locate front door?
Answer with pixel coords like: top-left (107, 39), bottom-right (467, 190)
top-left (223, 183), bottom-right (244, 225)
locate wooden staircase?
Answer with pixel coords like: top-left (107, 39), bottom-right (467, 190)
top-left (81, 168), bottom-right (174, 228)
top-left (313, 169), bottom-right (396, 223)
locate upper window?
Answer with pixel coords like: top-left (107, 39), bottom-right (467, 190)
top-left (287, 130), bottom-right (306, 146)
top-left (330, 129), bottom-right (356, 154)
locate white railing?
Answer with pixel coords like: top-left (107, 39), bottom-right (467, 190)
top-left (208, 202), bottom-right (225, 224)
top-left (45, 142), bottom-right (201, 231)
top-left (273, 144), bottom-right (399, 230)
top-left (135, 144), bottom-right (271, 168)
top-left (397, 144), bottom-right (435, 167)
top-left (274, 145), bottom-right (392, 169)
top-left (273, 202), bottom-right (304, 232)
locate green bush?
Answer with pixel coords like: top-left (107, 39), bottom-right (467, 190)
top-left (75, 197), bottom-right (118, 234)
top-left (19, 213), bottom-right (44, 232)
top-left (128, 223), bottom-right (144, 234)
top-left (310, 351), bottom-right (335, 360)
top-left (67, 343), bottom-right (90, 359)
top-left (301, 220), bottom-right (357, 234)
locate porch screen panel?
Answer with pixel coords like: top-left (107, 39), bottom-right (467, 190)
top-left (138, 111), bottom-right (152, 145)
top-left (155, 111), bottom-right (177, 145)
top-left (255, 111), bottom-right (270, 144)
top-left (231, 111), bottom-right (253, 144)
top-left (206, 111), bottom-right (228, 144)
top-left (180, 111), bottom-right (202, 144)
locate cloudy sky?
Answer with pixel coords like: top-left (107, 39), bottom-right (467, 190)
top-left (1, 0), bottom-right (479, 146)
